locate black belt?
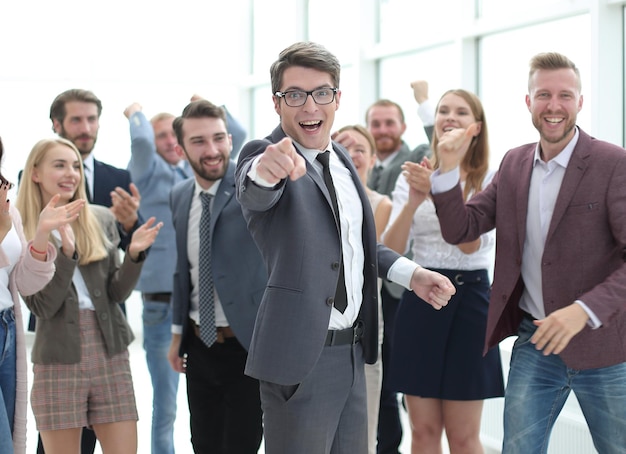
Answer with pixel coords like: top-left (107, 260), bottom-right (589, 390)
top-left (521, 310), bottom-right (537, 321)
top-left (325, 322), bottom-right (363, 346)
top-left (142, 292), bottom-right (172, 303)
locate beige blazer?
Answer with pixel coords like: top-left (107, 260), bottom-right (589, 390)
top-left (24, 205), bottom-right (144, 365)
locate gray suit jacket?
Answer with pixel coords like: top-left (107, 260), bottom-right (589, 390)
top-left (236, 125), bottom-right (402, 385)
top-left (432, 128), bottom-right (626, 370)
top-left (170, 161), bottom-right (266, 355)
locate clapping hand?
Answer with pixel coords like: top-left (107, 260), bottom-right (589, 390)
top-left (110, 183), bottom-right (141, 233)
top-left (436, 123), bottom-right (480, 172)
top-left (401, 158), bottom-right (432, 210)
top-left (37, 194), bottom-right (85, 235)
top-left (128, 217), bottom-right (163, 261)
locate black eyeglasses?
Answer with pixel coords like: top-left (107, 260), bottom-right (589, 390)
top-left (274, 88), bottom-right (338, 107)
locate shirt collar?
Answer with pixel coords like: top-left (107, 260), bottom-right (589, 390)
top-left (194, 179), bottom-right (220, 198)
top-left (292, 138), bottom-right (333, 165)
top-left (532, 127), bottom-right (579, 169)
top-left (82, 153), bottom-right (94, 170)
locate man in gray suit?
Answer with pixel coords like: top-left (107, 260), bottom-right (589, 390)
top-left (167, 100), bottom-right (265, 453)
top-left (235, 41), bottom-right (455, 454)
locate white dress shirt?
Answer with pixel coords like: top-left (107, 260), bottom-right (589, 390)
top-left (248, 138), bottom-right (419, 330)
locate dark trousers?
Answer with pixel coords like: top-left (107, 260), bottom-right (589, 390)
top-left (186, 332), bottom-right (263, 454)
top-left (377, 284), bottom-right (403, 454)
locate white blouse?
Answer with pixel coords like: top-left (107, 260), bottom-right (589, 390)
top-left (385, 170), bottom-right (496, 271)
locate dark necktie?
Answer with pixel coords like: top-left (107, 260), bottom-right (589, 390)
top-left (198, 192), bottom-right (217, 347)
top-left (368, 164), bottom-right (383, 191)
top-left (316, 151), bottom-right (348, 313)
top-left (83, 163), bottom-right (92, 203)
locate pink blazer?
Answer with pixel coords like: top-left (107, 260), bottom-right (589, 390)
top-left (432, 129), bottom-right (626, 370)
top-left (0, 206), bottom-right (56, 454)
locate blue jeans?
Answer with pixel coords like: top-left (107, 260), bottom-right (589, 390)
top-left (503, 316), bottom-right (626, 454)
top-left (0, 307), bottom-right (16, 454)
top-left (143, 299), bottom-right (180, 454)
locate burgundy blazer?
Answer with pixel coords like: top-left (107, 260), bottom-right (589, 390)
top-left (432, 128), bottom-right (626, 370)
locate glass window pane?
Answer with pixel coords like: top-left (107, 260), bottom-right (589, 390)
top-left (379, 0), bottom-right (461, 45)
top-left (479, 0), bottom-right (563, 19)
top-left (251, 85), bottom-right (278, 141)
top-left (309, 0), bottom-right (359, 64)
top-left (334, 65), bottom-right (361, 129)
top-left (379, 45), bottom-right (459, 149)
top-left (252, 0), bottom-right (300, 74)
top-left (479, 14), bottom-right (591, 169)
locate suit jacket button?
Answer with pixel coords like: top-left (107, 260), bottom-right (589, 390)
top-left (331, 262), bottom-right (340, 270)
top-left (326, 297), bottom-right (334, 306)
top-left (94, 289), bottom-right (102, 297)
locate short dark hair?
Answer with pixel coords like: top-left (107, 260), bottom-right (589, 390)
top-left (49, 89), bottom-right (103, 131)
top-left (270, 41), bottom-right (341, 95)
top-left (172, 100), bottom-right (227, 145)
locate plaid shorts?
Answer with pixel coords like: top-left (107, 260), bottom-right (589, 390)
top-left (31, 309), bottom-right (138, 431)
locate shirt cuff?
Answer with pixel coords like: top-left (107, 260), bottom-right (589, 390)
top-left (430, 167), bottom-right (460, 194)
top-left (172, 324), bottom-right (183, 335)
top-left (247, 155), bottom-right (276, 188)
top-left (417, 98), bottom-right (435, 126)
top-left (387, 256), bottom-right (420, 290)
top-left (574, 300), bottom-right (602, 329)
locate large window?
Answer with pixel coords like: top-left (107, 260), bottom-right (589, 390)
top-left (479, 14), bottom-right (591, 168)
top-left (379, 45), bottom-right (458, 148)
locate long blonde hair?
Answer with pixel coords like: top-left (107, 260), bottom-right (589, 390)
top-left (15, 138), bottom-right (110, 264)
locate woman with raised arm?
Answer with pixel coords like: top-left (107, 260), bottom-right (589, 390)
top-left (16, 137), bottom-right (162, 454)
top-left (383, 90), bottom-right (504, 454)
top-left (0, 136), bottom-right (84, 454)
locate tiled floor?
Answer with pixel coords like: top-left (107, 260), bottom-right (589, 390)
top-left (23, 291), bottom-right (427, 453)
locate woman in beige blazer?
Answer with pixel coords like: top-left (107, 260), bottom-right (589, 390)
top-left (0, 137), bottom-right (83, 454)
top-left (16, 137), bottom-right (162, 454)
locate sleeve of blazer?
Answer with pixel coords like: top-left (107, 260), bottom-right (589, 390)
top-left (223, 105), bottom-right (247, 160)
top-left (235, 138), bottom-right (287, 212)
top-left (23, 246), bottom-right (78, 320)
top-left (170, 185), bottom-right (185, 328)
top-left (97, 206), bottom-right (145, 303)
top-left (127, 111), bottom-right (159, 184)
top-left (432, 167), bottom-right (499, 245)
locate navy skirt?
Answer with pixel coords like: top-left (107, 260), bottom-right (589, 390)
top-left (387, 268), bottom-right (504, 400)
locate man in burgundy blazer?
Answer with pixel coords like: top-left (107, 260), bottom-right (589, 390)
top-left (430, 52), bottom-right (626, 453)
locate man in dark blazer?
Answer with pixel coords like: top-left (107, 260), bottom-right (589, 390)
top-left (235, 41), bottom-right (455, 454)
top-left (35, 88), bottom-right (142, 454)
top-left (430, 52), bottom-right (626, 453)
top-left (168, 100), bottom-right (265, 453)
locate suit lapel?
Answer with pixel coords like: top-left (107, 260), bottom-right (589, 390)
top-left (516, 148), bottom-right (535, 254)
top-left (178, 180), bottom-right (195, 243)
top-left (545, 133), bottom-right (590, 245)
top-left (210, 162), bottom-right (236, 232)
